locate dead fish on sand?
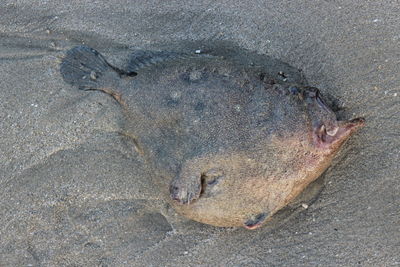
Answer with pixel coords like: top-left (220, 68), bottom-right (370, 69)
top-left (60, 45), bottom-right (364, 229)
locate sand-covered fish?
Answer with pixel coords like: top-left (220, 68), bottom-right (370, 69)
top-left (60, 45), bottom-right (364, 229)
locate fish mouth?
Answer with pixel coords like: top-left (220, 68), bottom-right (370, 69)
top-left (302, 86), bottom-right (365, 150)
top-left (314, 117), bottom-right (365, 150)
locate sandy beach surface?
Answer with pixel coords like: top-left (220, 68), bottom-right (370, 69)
top-left (0, 1), bottom-right (399, 266)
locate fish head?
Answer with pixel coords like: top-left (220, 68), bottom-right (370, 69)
top-left (170, 84), bottom-right (365, 228)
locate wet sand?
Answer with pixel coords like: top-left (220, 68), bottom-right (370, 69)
top-left (0, 1), bottom-right (399, 266)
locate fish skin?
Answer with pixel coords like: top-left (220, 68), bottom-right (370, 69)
top-left (60, 46), bottom-right (364, 228)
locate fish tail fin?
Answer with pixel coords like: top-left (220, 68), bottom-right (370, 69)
top-left (60, 45), bottom-right (136, 90)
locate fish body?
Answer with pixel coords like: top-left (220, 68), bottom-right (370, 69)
top-left (60, 46), bottom-right (364, 228)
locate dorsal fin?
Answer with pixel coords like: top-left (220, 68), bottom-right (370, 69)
top-left (127, 50), bottom-right (184, 72)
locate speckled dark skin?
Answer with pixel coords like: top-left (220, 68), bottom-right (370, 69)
top-left (61, 46), bottom-right (364, 229)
